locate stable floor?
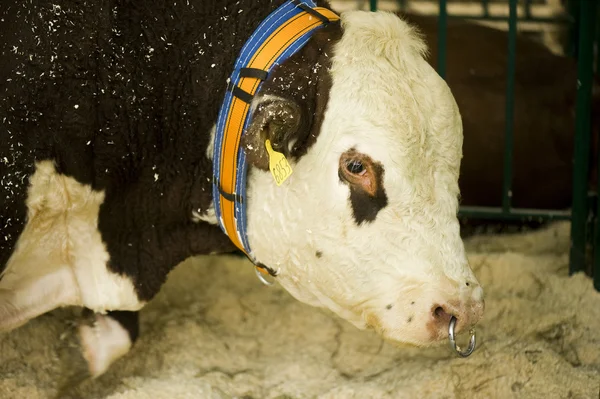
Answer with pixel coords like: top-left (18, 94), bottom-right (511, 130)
top-left (0, 221), bottom-right (599, 398)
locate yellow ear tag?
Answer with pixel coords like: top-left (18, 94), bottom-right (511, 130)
top-left (265, 139), bottom-right (293, 186)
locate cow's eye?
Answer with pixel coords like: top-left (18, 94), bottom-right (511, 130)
top-left (346, 160), bottom-right (365, 175)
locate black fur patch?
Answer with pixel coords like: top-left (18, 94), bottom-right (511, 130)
top-left (242, 20), bottom-right (343, 170)
top-left (107, 310), bottom-right (140, 343)
top-left (343, 162), bottom-right (388, 225)
top-left (0, 0), bottom-right (335, 300)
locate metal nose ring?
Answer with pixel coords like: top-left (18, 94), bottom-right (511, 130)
top-left (449, 316), bottom-right (477, 357)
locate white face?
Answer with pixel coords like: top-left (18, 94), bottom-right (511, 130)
top-left (245, 11), bottom-right (484, 347)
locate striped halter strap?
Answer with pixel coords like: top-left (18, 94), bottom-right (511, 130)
top-left (211, 0), bottom-right (339, 278)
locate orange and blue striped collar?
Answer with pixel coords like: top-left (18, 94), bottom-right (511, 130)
top-left (211, 0), bottom-right (339, 277)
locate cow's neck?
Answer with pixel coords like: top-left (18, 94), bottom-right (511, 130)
top-left (96, 0), bottom-right (339, 300)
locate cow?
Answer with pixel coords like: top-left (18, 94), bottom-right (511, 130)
top-left (0, 0), bottom-right (484, 379)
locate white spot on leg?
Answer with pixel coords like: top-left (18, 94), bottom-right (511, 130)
top-left (79, 313), bottom-right (132, 378)
top-left (0, 161), bottom-right (145, 332)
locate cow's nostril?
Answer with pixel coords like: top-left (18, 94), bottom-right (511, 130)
top-left (434, 306), bottom-right (452, 321)
top-left (429, 303), bottom-right (474, 340)
top-left (434, 306), bottom-right (444, 317)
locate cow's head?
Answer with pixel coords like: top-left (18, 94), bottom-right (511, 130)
top-left (241, 11), bottom-right (484, 347)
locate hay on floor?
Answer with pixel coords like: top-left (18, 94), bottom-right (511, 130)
top-left (0, 221), bottom-right (599, 398)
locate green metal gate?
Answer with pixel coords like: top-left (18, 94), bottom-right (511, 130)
top-left (368, 0), bottom-right (599, 291)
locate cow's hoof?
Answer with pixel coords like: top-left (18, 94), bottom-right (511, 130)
top-left (54, 312), bottom-right (95, 397)
top-left (54, 309), bottom-right (133, 397)
top-left (77, 310), bottom-right (133, 378)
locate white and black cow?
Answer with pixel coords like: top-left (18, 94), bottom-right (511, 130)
top-left (0, 0), bottom-right (484, 378)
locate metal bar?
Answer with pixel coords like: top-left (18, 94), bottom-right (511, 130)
top-left (481, 0), bottom-right (490, 18)
top-left (369, 0), bottom-right (377, 12)
top-left (588, 7), bottom-right (600, 291)
top-left (596, 4), bottom-right (600, 76)
top-left (436, 15), bottom-right (572, 25)
top-left (437, 0), bottom-right (447, 79)
top-left (566, 0), bottom-right (580, 57)
top-left (524, 0), bottom-right (532, 20)
top-left (458, 206), bottom-right (571, 222)
top-left (502, 0), bottom-right (517, 213)
top-left (571, 0), bottom-right (596, 276)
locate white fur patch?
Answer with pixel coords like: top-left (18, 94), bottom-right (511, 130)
top-left (191, 203), bottom-right (217, 225)
top-left (0, 267), bottom-right (79, 332)
top-left (194, 124), bottom-right (219, 225)
top-left (206, 124), bottom-right (216, 160)
top-left (242, 11), bottom-right (484, 347)
top-left (79, 313), bottom-right (132, 378)
top-left (0, 161), bottom-right (144, 332)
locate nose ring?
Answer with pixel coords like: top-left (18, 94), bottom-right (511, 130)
top-left (448, 316), bottom-right (476, 357)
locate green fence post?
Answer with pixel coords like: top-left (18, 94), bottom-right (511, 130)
top-left (524, 0), bottom-right (532, 20)
top-left (567, 0), bottom-right (580, 58)
top-left (596, 4), bottom-right (600, 76)
top-left (502, 0), bottom-right (517, 213)
top-left (370, 0), bottom-right (377, 12)
top-left (571, 0), bottom-right (596, 277)
top-left (585, 4), bottom-right (600, 291)
top-left (482, 0), bottom-right (490, 19)
top-left (437, 0), bottom-right (447, 79)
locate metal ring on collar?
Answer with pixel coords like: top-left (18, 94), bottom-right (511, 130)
top-left (254, 265), bottom-right (279, 286)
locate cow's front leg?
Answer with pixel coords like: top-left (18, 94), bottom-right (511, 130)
top-left (0, 265), bottom-right (80, 332)
top-left (78, 309), bottom-right (140, 378)
top-left (0, 272), bottom-right (141, 379)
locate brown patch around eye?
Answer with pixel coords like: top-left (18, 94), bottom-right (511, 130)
top-left (339, 149), bottom-right (388, 225)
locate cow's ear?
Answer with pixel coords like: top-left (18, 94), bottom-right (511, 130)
top-left (241, 96), bottom-right (304, 171)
